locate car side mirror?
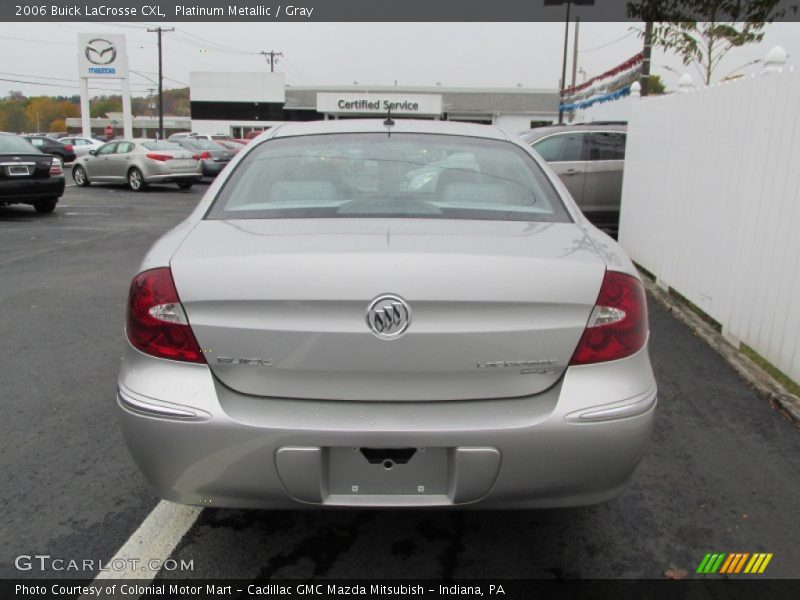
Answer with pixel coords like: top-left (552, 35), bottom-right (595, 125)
top-left (88, 150), bottom-right (96, 156)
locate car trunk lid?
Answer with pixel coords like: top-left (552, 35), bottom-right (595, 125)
top-left (0, 152), bottom-right (53, 180)
top-left (170, 219), bottom-right (606, 401)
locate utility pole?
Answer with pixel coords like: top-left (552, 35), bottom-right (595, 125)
top-left (571, 18), bottom-right (580, 89)
top-left (558, 1), bottom-right (571, 124)
top-left (147, 26), bottom-right (175, 139)
top-left (545, 0), bottom-right (594, 123)
top-left (568, 17), bottom-right (580, 123)
top-left (259, 50), bottom-right (284, 72)
top-left (641, 21), bottom-right (654, 95)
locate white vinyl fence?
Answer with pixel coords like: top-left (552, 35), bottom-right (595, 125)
top-left (619, 55), bottom-right (800, 386)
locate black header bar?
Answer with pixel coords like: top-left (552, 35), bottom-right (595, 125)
top-left (2, 0), bottom-right (800, 22)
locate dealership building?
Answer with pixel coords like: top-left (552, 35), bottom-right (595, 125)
top-left (67, 72), bottom-right (559, 138)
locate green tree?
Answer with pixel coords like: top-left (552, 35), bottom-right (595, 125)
top-left (90, 96), bottom-right (123, 118)
top-left (649, 73), bottom-right (666, 94)
top-left (628, 0), bottom-right (785, 85)
top-left (0, 95), bottom-right (30, 132)
top-left (1, 103), bottom-right (31, 132)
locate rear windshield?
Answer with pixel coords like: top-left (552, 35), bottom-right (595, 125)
top-left (141, 140), bottom-right (182, 151)
top-left (0, 135), bottom-right (42, 153)
top-left (207, 133), bottom-right (570, 222)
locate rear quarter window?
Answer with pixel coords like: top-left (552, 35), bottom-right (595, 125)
top-left (532, 132), bottom-right (585, 162)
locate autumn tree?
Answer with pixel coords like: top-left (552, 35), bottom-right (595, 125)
top-left (0, 101), bottom-right (30, 132)
top-left (90, 96), bottom-right (123, 118)
top-left (1, 91), bottom-right (30, 131)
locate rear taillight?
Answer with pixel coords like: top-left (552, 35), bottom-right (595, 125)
top-left (569, 271), bottom-right (648, 366)
top-left (126, 267), bottom-right (206, 363)
top-left (49, 157), bottom-right (63, 176)
top-left (193, 151), bottom-right (211, 160)
top-left (146, 153), bottom-right (171, 162)
top-left (63, 144), bottom-right (74, 152)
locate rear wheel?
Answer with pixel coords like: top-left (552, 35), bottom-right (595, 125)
top-left (128, 168), bottom-right (147, 192)
top-left (72, 165), bottom-right (90, 186)
top-left (33, 198), bottom-right (58, 213)
top-left (177, 181), bottom-right (194, 190)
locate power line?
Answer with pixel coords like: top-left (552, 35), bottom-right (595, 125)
top-left (0, 35), bottom-right (73, 46)
top-left (166, 46), bottom-right (220, 71)
top-left (131, 70), bottom-right (188, 87)
top-left (170, 27), bottom-right (258, 55)
top-left (580, 28), bottom-right (640, 53)
top-left (281, 58), bottom-right (314, 85)
top-left (166, 31), bottom-right (256, 56)
top-left (0, 77), bottom-right (150, 94)
top-left (0, 71), bottom-right (150, 89)
top-left (0, 71), bottom-right (87, 83)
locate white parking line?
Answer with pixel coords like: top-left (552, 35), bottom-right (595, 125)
top-left (79, 501), bottom-right (202, 599)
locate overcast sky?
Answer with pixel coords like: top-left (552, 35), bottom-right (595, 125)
top-left (1, 21), bottom-right (798, 98)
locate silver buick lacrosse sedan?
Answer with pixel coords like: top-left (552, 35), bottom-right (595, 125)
top-left (119, 119), bottom-right (656, 509)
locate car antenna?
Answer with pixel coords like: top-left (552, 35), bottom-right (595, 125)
top-left (383, 106), bottom-right (395, 137)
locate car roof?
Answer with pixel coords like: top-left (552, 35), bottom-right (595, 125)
top-left (270, 119), bottom-right (510, 141)
top-left (520, 122), bottom-right (626, 141)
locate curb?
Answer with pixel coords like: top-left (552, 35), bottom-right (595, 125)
top-left (640, 274), bottom-right (800, 427)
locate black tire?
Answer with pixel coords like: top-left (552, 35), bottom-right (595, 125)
top-left (127, 168), bottom-right (147, 192)
top-left (33, 198), bottom-right (58, 213)
top-left (72, 165), bottom-right (90, 187)
top-left (177, 181), bottom-right (194, 190)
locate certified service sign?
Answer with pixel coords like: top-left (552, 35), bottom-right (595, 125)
top-left (78, 33), bottom-right (128, 78)
top-left (317, 93), bottom-right (443, 116)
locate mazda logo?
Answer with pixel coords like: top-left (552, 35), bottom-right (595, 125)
top-left (366, 294), bottom-right (411, 340)
top-left (85, 38), bottom-right (117, 65)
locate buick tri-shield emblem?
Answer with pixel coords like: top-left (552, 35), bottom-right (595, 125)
top-left (366, 294), bottom-right (411, 339)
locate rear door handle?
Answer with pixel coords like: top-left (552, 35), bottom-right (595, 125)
top-left (563, 169), bottom-right (580, 175)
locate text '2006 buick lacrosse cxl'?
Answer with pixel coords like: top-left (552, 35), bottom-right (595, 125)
top-left (119, 119), bottom-right (656, 509)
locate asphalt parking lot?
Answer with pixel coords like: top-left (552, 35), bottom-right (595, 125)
top-left (1, 183), bottom-right (799, 581)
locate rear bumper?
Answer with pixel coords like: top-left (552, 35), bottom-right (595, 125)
top-left (200, 161), bottom-right (228, 177)
top-left (0, 176), bottom-right (65, 202)
top-left (118, 343), bottom-right (656, 509)
top-left (144, 173), bottom-right (202, 184)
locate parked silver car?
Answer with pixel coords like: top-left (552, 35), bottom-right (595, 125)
top-left (521, 123), bottom-right (626, 234)
top-left (58, 136), bottom-right (104, 158)
top-left (119, 120), bottom-right (656, 509)
top-left (72, 139), bottom-right (201, 191)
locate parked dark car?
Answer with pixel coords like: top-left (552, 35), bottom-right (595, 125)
top-left (22, 135), bottom-right (77, 163)
top-left (172, 138), bottom-right (234, 177)
top-left (520, 123), bottom-right (627, 235)
top-left (216, 140), bottom-right (247, 154)
top-left (0, 133), bottom-right (65, 213)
